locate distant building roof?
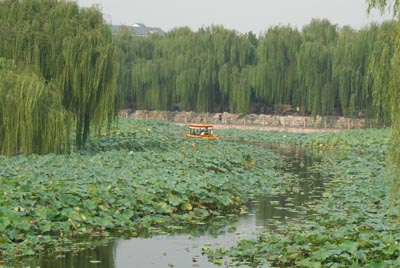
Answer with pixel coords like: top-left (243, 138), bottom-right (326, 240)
top-left (111, 23), bottom-right (165, 36)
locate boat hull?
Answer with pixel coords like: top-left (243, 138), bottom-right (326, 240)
top-left (186, 134), bottom-right (218, 140)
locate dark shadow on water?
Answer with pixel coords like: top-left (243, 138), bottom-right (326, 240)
top-left (36, 245), bottom-right (116, 268)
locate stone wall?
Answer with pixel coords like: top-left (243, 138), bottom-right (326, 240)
top-left (119, 110), bottom-right (381, 130)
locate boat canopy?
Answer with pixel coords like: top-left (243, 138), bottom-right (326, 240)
top-left (188, 124), bottom-right (214, 129)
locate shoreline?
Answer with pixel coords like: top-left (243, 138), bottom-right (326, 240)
top-left (175, 122), bottom-right (345, 134)
top-left (122, 110), bottom-right (378, 131)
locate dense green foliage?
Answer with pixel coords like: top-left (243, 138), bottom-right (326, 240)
top-left (0, 58), bottom-right (71, 156)
top-left (0, 0), bottom-right (117, 154)
top-left (367, 0), bottom-right (400, 222)
top-left (114, 18), bottom-right (397, 121)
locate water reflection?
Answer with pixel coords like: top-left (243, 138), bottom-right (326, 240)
top-left (34, 227), bottom-right (244, 268)
top-left (253, 152), bottom-right (324, 228)
top-left (37, 245), bottom-right (116, 268)
top-left (21, 150), bottom-right (323, 268)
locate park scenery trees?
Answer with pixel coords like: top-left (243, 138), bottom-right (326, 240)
top-left (1, 0), bottom-right (400, 267)
top-left (0, 0), bottom-right (399, 156)
top-left (366, 0), bottom-right (400, 225)
top-left (0, 0), bottom-right (117, 155)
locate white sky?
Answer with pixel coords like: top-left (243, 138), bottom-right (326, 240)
top-left (75, 0), bottom-right (392, 34)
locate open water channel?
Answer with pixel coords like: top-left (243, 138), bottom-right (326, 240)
top-left (21, 150), bottom-right (324, 268)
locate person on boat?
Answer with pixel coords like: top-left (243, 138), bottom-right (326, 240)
top-left (201, 128), bottom-right (210, 136)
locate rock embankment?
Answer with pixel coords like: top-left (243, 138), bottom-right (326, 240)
top-left (119, 110), bottom-right (381, 133)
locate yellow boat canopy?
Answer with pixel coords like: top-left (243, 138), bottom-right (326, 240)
top-left (188, 124), bottom-right (214, 129)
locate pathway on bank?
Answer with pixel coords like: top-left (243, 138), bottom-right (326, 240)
top-left (176, 122), bottom-right (345, 134)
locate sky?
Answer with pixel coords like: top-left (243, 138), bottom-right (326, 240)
top-left (76, 0), bottom-right (392, 34)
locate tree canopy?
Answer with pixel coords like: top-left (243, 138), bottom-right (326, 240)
top-left (0, 0), bottom-right (117, 155)
top-left (114, 19), bottom-right (396, 121)
top-left (366, 0), bottom-right (400, 216)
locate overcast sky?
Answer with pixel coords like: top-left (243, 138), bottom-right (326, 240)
top-left (76, 0), bottom-right (392, 34)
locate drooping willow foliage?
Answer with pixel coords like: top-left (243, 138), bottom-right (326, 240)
top-left (114, 25), bottom-right (258, 113)
top-left (0, 0), bottom-right (117, 153)
top-left (113, 19), bottom-right (397, 119)
top-left (0, 58), bottom-right (71, 156)
top-left (366, 0), bottom-right (400, 218)
top-left (252, 26), bottom-right (301, 107)
top-left (296, 19), bottom-right (338, 116)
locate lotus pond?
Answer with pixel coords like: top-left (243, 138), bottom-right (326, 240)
top-left (0, 119), bottom-right (399, 267)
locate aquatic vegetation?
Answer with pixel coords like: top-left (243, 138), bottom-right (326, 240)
top-left (204, 128), bottom-right (400, 267)
top-left (0, 119), bottom-right (284, 265)
top-left (0, 120), bottom-right (397, 267)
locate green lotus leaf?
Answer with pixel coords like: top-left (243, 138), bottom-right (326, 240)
top-left (83, 200), bottom-right (98, 210)
top-left (93, 216), bottom-right (114, 229)
top-left (0, 217), bottom-right (11, 231)
top-left (312, 248), bottom-right (336, 261)
top-left (39, 222), bottom-right (52, 233)
top-left (217, 195), bottom-right (231, 206)
top-left (336, 240), bottom-right (359, 254)
top-left (300, 258), bottom-right (322, 268)
top-left (365, 261), bottom-right (389, 268)
top-left (168, 194), bottom-right (183, 207)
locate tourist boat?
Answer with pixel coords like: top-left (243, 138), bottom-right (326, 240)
top-left (186, 124), bottom-right (218, 140)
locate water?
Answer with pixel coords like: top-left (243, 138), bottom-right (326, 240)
top-left (31, 214), bottom-right (265, 268)
top-left (20, 151), bottom-right (324, 268)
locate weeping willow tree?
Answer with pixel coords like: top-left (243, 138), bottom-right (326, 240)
top-left (52, 3), bottom-right (118, 149)
top-left (366, 0), bottom-right (400, 220)
top-left (0, 0), bottom-right (118, 152)
top-left (333, 24), bottom-right (380, 117)
top-left (167, 27), bottom-right (198, 111)
top-left (0, 58), bottom-right (71, 156)
top-left (297, 19), bottom-right (337, 116)
top-left (253, 26), bottom-right (302, 106)
top-left (114, 14), bottom-right (394, 118)
top-left (232, 66), bottom-right (252, 113)
top-left (113, 26), bottom-right (138, 110)
top-left (123, 25), bottom-right (258, 113)
top-left (367, 21), bottom-right (397, 124)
